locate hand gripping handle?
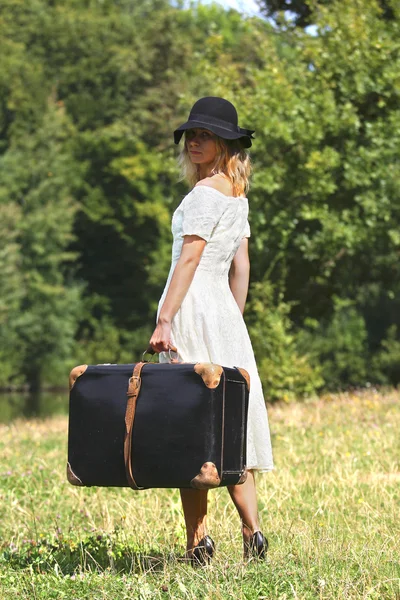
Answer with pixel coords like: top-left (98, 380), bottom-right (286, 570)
top-left (143, 345), bottom-right (179, 363)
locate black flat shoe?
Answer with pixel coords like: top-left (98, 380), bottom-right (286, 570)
top-left (191, 535), bottom-right (215, 566)
top-left (245, 531), bottom-right (268, 559)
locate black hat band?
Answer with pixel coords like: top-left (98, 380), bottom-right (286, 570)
top-left (186, 114), bottom-right (255, 138)
top-left (189, 113), bottom-right (241, 134)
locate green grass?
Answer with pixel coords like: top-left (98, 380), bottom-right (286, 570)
top-left (0, 389), bottom-right (399, 599)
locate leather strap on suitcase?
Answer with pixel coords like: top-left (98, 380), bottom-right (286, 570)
top-left (124, 362), bottom-right (146, 489)
top-left (124, 347), bottom-right (178, 489)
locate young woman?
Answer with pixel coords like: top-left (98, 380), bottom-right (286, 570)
top-left (149, 96), bottom-right (273, 564)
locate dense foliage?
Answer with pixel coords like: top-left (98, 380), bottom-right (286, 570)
top-left (1, 0), bottom-right (399, 400)
top-left (258, 0), bottom-right (396, 26)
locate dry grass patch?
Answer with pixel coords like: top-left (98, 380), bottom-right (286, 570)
top-left (0, 389), bottom-right (399, 599)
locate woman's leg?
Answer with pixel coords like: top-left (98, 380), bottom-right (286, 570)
top-left (227, 470), bottom-right (261, 547)
top-left (179, 488), bottom-right (209, 553)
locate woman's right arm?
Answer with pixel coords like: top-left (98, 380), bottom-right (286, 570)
top-left (149, 235), bottom-right (206, 353)
top-left (229, 238), bottom-right (250, 315)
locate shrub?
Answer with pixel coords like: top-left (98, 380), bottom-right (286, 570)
top-left (371, 325), bottom-right (400, 385)
top-left (246, 281), bottom-right (323, 402)
top-left (296, 298), bottom-right (370, 390)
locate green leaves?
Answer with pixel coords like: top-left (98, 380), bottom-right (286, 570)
top-left (246, 281), bottom-right (323, 401)
top-left (1, 0), bottom-right (400, 395)
top-left (0, 103), bottom-right (83, 389)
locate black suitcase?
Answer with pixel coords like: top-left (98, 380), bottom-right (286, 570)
top-left (67, 360), bottom-right (250, 489)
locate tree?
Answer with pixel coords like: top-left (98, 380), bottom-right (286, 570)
top-left (258, 0), bottom-right (396, 27)
top-left (0, 103), bottom-right (84, 398)
top-left (2, 0), bottom-right (400, 397)
top-left (0, 203), bottom-right (23, 385)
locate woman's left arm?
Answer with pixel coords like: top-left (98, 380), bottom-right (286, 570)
top-left (229, 237), bottom-right (250, 315)
top-left (149, 235), bottom-right (206, 353)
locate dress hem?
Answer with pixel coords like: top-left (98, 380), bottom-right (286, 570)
top-left (246, 465), bottom-right (274, 473)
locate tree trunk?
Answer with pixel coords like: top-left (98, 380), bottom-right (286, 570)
top-left (25, 368), bottom-right (42, 416)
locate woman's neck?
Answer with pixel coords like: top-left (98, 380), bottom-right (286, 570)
top-left (198, 164), bottom-right (213, 179)
top-left (198, 166), bottom-right (229, 181)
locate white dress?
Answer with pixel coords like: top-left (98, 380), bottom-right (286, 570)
top-left (156, 185), bottom-right (274, 472)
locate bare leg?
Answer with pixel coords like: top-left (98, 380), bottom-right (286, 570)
top-left (179, 488), bottom-right (208, 554)
top-left (228, 470), bottom-right (261, 550)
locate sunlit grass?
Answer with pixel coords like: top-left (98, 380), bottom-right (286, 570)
top-left (1, 389), bottom-right (399, 599)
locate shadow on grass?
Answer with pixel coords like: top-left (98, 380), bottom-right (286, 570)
top-left (1, 532), bottom-right (178, 575)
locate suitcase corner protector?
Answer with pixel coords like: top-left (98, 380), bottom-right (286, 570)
top-left (190, 462), bottom-right (221, 489)
top-left (69, 364), bottom-right (88, 390)
top-left (67, 462), bottom-right (83, 486)
top-left (238, 469), bottom-right (248, 485)
top-left (194, 363), bottom-right (223, 389)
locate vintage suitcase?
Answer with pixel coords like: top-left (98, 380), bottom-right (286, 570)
top-left (67, 360), bottom-right (250, 490)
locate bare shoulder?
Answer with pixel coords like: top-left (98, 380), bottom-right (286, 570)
top-left (195, 174), bottom-right (233, 197)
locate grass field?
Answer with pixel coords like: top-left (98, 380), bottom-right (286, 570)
top-left (0, 389), bottom-right (399, 599)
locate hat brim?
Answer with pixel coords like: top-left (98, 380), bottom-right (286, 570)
top-left (174, 120), bottom-right (253, 148)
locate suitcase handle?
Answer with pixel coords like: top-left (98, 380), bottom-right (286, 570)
top-left (143, 345), bottom-right (179, 362)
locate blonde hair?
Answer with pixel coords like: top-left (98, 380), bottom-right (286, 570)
top-left (177, 134), bottom-right (252, 197)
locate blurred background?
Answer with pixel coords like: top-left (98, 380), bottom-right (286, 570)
top-left (1, 0), bottom-right (399, 419)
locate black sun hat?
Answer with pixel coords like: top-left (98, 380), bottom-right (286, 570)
top-left (174, 96), bottom-right (255, 149)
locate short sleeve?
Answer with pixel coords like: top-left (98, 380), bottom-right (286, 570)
top-left (243, 219), bottom-right (251, 238)
top-left (181, 187), bottom-right (227, 242)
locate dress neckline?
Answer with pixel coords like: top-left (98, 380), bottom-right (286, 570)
top-left (192, 185), bottom-right (248, 201)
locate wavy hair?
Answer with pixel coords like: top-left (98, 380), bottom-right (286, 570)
top-left (177, 133), bottom-right (252, 197)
